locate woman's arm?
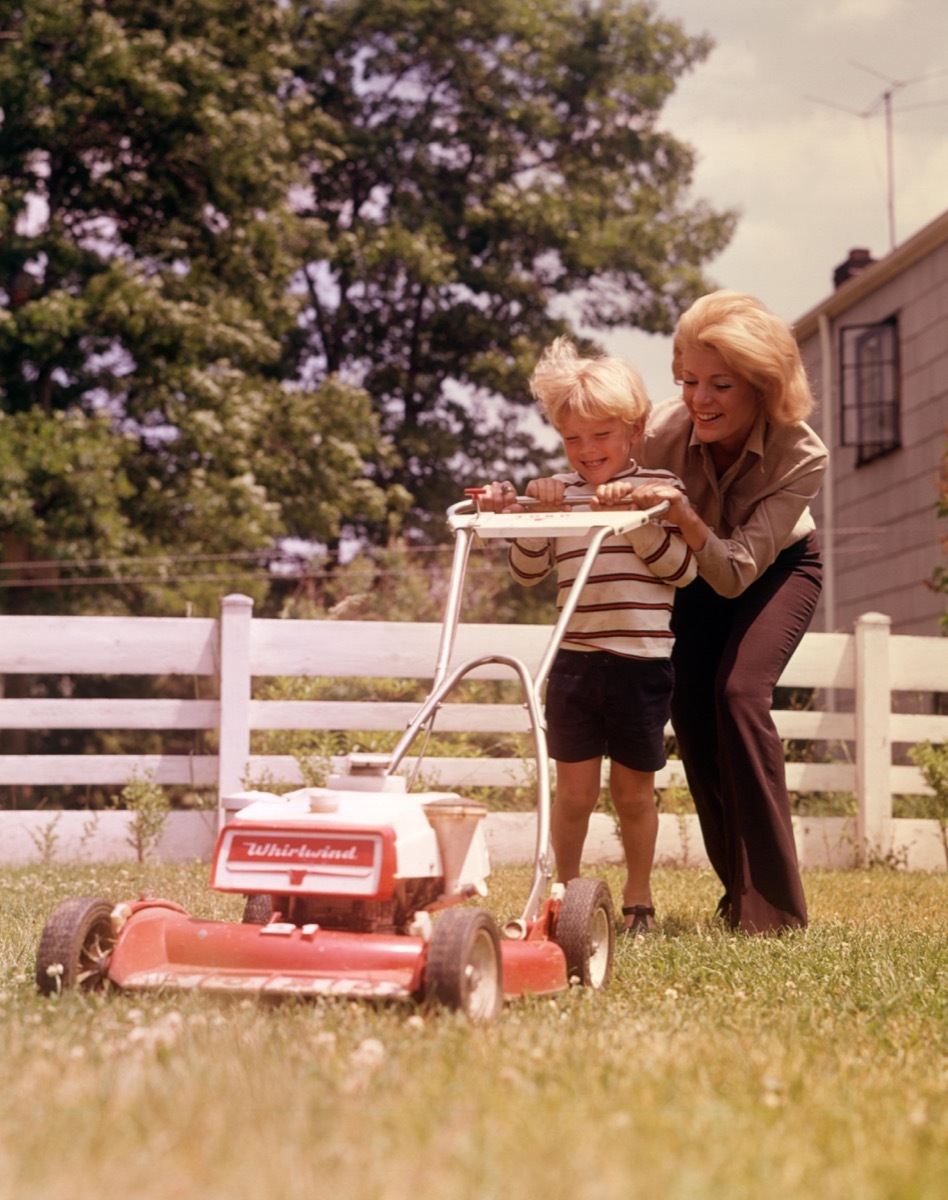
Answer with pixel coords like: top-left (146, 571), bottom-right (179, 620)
top-left (691, 459), bottom-right (826, 596)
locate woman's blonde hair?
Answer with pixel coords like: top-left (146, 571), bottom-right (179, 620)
top-left (529, 336), bottom-right (650, 431)
top-left (672, 290), bottom-right (815, 424)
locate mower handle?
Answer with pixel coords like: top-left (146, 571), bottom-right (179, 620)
top-left (455, 490), bottom-right (670, 519)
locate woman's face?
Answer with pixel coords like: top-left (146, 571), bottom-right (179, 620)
top-left (679, 344), bottom-right (761, 463)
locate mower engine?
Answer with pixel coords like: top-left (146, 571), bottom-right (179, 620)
top-left (214, 755), bottom-right (491, 935)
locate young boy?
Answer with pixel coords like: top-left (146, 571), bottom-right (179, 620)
top-left (481, 337), bottom-right (696, 932)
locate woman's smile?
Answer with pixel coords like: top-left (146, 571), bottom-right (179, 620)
top-left (679, 345), bottom-right (760, 465)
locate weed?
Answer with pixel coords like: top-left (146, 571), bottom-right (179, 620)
top-left (26, 812), bottom-right (61, 864)
top-left (909, 740), bottom-right (948, 867)
top-left (112, 770), bottom-right (169, 864)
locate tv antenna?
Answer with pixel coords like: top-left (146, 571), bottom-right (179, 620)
top-left (808, 62), bottom-right (948, 251)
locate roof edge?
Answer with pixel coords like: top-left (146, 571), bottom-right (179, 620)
top-left (793, 208), bottom-right (948, 340)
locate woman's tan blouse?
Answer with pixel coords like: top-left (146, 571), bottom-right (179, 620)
top-left (640, 396), bottom-right (828, 598)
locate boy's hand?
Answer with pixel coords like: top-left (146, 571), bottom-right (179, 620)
top-left (474, 481), bottom-right (525, 512)
top-left (524, 478), bottom-right (568, 510)
top-left (591, 481), bottom-right (635, 508)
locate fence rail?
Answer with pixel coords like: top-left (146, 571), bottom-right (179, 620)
top-left (1, 595), bottom-right (946, 871)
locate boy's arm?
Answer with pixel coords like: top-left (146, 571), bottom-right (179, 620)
top-left (625, 523), bottom-right (697, 588)
top-left (508, 538), bottom-right (555, 587)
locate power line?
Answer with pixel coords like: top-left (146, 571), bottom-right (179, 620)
top-left (0, 550), bottom-right (274, 571)
top-left (0, 558), bottom-right (504, 590)
top-left (0, 542), bottom-right (466, 574)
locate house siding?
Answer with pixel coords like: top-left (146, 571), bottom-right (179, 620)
top-left (797, 212), bottom-right (948, 639)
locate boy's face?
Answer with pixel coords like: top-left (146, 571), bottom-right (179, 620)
top-left (558, 412), bottom-right (641, 485)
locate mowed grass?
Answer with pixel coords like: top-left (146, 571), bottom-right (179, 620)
top-left (1, 861), bottom-right (945, 1200)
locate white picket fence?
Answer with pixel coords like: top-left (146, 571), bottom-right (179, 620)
top-left (1, 595), bottom-right (946, 870)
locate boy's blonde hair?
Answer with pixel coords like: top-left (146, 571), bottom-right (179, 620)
top-left (529, 336), bottom-right (650, 432)
top-left (672, 290), bottom-right (815, 425)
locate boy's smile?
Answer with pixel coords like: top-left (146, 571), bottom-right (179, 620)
top-left (557, 412), bottom-right (641, 485)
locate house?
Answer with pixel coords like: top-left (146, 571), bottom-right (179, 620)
top-left (794, 208), bottom-right (948, 639)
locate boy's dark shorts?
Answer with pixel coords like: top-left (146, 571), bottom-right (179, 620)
top-left (544, 649), bottom-right (673, 773)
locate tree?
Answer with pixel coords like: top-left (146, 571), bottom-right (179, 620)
top-left (0, 0), bottom-right (397, 614)
top-left (284, 0), bottom-right (736, 539)
top-left (1, 0), bottom-right (735, 611)
top-left (0, 407), bottom-right (137, 615)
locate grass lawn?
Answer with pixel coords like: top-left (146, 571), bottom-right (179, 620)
top-left (1, 861), bottom-right (945, 1200)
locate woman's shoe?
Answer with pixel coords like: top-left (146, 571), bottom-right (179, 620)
top-left (622, 904), bottom-right (656, 933)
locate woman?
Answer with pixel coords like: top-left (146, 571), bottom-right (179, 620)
top-left (508, 292), bottom-right (827, 933)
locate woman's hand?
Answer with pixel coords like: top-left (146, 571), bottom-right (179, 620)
top-left (627, 482), bottom-right (688, 520)
top-left (627, 483), bottom-right (708, 551)
top-left (593, 479), bottom-right (692, 524)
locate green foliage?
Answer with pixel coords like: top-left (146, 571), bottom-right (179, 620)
top-left (0, 0), bottom-right (396, 615)
top-left (2, 0), bottom-right (735, 613)
top-left (251, 673), bottom-right (539, 809)
top-left (908, 741), bottom-right (948, 812)
top-left (111, 770), bottom-right (169, 863)
top-left (284, 0), bottom-right (736, 539)
top-left (0, 408), bottom-right (138, 613)
top-left (909, 740), bottom-right (948, 867)
top-left (656, 779), bottom-right (694, 815)
top-left (274, 537), bottom-right (557, 624)
top-left (26, 811), bottom-right (61, 864)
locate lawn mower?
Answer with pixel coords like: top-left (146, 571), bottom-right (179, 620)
top-left (36, 495), bottom-right (667, 1020)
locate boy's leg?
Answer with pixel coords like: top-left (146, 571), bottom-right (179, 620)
top-left (551, 757), bottom-right (602, 883)
top-left (609, 762), bottom-right (658, 927)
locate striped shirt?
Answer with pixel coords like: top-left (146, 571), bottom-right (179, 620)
top-left (508, 463), bottom-right (697, 660)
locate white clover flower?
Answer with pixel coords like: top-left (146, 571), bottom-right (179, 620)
top-left (350, 1037), bottom-right (385, 1069)
top-left (341, 1037), bottom-right (387, 1095)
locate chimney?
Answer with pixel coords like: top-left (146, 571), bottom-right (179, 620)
top-left (833, 247), bottom-right (876, 289)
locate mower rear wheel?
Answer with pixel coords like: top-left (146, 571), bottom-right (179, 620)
top-left (241, 894), bottom-right (273, 924)
top-left (35, 898), bottom-right (116, 996)
top-left (425, 908), bottom-right (503, 1022)
top-left (555, 877), bottom-right (615, 990)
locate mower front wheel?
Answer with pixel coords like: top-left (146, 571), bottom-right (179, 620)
top-left (35, 897), bottom-right (116, 996)
top-left (555, 877), bottom-right (615, 990)
top-left (425, 908), bottom-right (503, 1022)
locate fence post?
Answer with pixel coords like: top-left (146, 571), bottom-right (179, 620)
top-left (854, 611), bottom-right (892, 865)
top-left (218, 593), bottom-right (254, 822)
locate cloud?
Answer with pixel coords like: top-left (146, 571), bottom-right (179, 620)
top-left (595, 0), bottom-right (948, 401)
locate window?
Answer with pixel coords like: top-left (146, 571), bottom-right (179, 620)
top-left (839, 316), bottom-right (900, 464)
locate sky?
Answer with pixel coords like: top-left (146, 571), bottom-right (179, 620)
top-left (599, 0), bottom-right (948, 403)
